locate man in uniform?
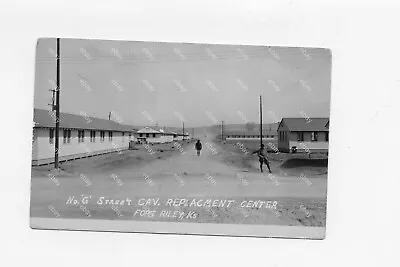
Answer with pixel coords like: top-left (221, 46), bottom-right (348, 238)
top-left (195, 140), bottom-right (202, 156)
top-left (252, 144), bottom-right (272, 173)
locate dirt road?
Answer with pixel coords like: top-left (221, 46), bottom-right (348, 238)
top-left (125, 136), bottom-right (327, 198)
top-left (31, 136), bottom-right (327, 226)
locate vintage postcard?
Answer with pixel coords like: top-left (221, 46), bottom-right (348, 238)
top-left (30, 38), bottom-right (331, 239)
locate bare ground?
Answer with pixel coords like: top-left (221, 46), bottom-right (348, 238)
top-left (31, 136), bottom-right (327, 227)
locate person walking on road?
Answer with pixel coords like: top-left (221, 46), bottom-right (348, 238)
top-left (195, 140), bottom-right (202, 156)
top-left (252, 144), bottom-right (272, 173)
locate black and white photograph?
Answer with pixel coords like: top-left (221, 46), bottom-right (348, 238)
top-left (3, 0), bottom-right (400, 266)
top-left (30, 38), bottom-right (331, 239)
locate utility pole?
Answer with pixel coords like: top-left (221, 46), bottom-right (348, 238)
top-left (54, 38), bottom-right (61, 169)
top-left (221, 121), bottom-right (223, 140)
top-left (182, 122), bottom-right (185, 140)
top-left (260, 95), bottom-right (263, 147)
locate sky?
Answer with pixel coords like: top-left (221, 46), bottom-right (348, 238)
top-left (34, 38), bottom-right (331, 128)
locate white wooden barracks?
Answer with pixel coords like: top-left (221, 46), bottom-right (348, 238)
top-left (32, 108), bottom-right (136, 166)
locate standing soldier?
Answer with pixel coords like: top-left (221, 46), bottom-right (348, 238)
top-left (195, 140), bottom-right (202, 156)
top-left (252, 144), bottom-right (272, 173)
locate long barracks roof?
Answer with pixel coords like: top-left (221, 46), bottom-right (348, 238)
top-left (280, 118), bottom-right (329, 132)
top-left (224, 131), bottom-right (277, 136)
top-left (33, 108), bottom-right (136, 132)
top-left (137, 127), bottom-right (161, 134)
top-left (158, 129), bottom-right (179, 135)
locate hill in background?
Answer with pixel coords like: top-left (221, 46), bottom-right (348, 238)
top-left (130, 122), bottom-right (279, 140)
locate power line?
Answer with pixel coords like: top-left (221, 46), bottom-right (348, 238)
top-left (36, 48), bottom-right (306, 60)
top-left (36, 50), bottom-right (311, 65)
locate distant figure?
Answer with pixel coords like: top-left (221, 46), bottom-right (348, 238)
top-left (195, 140), bottom-right (202, 156)
top-left (252, 144), bottom-right (272, 173)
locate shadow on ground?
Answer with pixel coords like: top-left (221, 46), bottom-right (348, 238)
top-left (280, 158), bottom-right (328, 169)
